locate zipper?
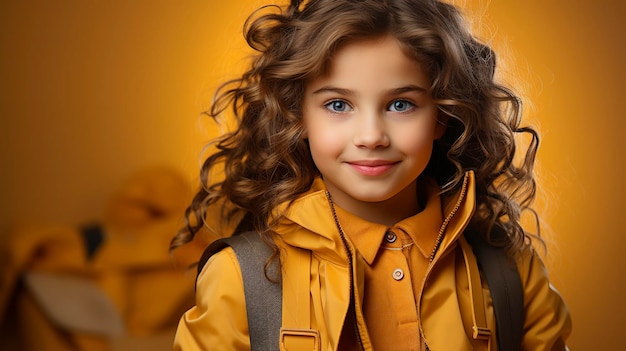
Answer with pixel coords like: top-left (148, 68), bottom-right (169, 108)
top-left (327, 191), bottom-right (366, 351)
top-left (417, 172), bottom-right (470, 348)
top-left (428, 172), bottom-right (469, 262)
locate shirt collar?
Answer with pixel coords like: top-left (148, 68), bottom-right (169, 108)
top-left (333, 177), bottom-right (444, 265)
top-left (279, 172), bottom-right (475, 265)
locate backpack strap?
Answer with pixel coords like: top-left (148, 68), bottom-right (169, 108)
top-left (198, 231), bottom-right (282, 351)
top-left (458, 236), bottom-right (492, 351)
top-left (469, 235), bottom-right (524, 351)
top-left (278, 244), bottom-right (318, 350)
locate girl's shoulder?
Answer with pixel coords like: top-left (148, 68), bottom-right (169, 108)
top-left (175, 245), bottom-right (250, 349)
top-left (513, 245), bottom-right (572, 348)
top-left (196, 245), bottom-right (243, 293)
top-left (514, 243), bottom-right (548, 283)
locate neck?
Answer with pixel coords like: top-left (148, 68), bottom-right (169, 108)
top-left (326, 182), bottom-right (421, 227)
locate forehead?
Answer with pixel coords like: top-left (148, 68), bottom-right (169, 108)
top-left (307, 36), bottom-right (431, 92)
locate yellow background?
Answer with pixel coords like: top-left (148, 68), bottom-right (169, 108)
top-left (1, 0), bottom-right (624, 349)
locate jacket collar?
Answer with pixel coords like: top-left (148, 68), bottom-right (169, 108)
top-left (276, 178), bottom-right (350, 264)
top-left (431, 171), bottom-right (476, 262)
top-left (276, 171), bottom-right (476, 265)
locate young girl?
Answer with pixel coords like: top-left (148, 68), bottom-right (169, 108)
top-left (171, 0), bottom-right (571, 350)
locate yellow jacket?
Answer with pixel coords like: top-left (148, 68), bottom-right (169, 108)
top-left (174, 172), bottom-right (571, 350)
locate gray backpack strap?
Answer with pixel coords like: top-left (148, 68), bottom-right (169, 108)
top-left (198, 231), bottom-right (282, 351)
top-left (469, 236), bottom-right (524, 351)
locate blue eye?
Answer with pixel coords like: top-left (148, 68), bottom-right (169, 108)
top-left (324, 100), bottom-right (352, 113)
top-left (388, 100), bottom-right (415, 112)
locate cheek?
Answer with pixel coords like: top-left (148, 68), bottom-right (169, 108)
top-left (394, 123), bottom-right (436, 154)
top-left (307, 126), bottom-right (344, 158)
top-left (303, 106), bottom-right (346, 159)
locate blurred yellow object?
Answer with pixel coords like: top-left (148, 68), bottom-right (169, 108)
top-left (0, 166), bottom-right (197, 351)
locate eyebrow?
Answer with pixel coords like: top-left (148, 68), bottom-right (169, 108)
top-left (311, 84), bottom-right (428, 96)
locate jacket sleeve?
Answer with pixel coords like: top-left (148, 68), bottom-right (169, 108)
top-left (519, 247), bottom-right (572, 350)
top-left (173, 247), bottom-right (251, 351)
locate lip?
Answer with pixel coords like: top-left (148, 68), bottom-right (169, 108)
top-left (346, 160), bottom-right (399, 176)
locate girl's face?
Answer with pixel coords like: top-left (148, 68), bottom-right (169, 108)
top-left (303, 36), bottom-right (445, 225)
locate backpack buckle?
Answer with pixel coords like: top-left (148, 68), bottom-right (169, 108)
top-left (280, 328), bottom-right (320, 351)
top-left (472, 326), bottom-right (492, 340)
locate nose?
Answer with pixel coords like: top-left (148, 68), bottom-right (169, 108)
top-left (352, 111), bottom-right (389, 149)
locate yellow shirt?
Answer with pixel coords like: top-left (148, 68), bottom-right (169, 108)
top-left (333, 179), bottom-right (442, 351)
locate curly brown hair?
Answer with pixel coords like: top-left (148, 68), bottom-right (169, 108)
top-left (170, 0), bottom-right (539, 255)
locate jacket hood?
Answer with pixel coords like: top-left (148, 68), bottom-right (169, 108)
top-left (275, 179), bottom-right (351, 265)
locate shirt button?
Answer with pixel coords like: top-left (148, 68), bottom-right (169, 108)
top-left (385, 231), bottom-right (397, 243)
top-left (392, 268), bottom-right (404, 281)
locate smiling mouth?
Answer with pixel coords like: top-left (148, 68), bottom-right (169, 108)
top-left (347, 161), bottom-right (398, 176)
